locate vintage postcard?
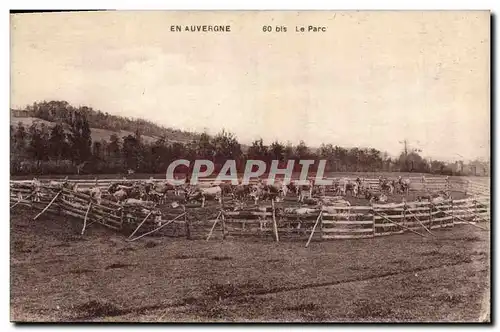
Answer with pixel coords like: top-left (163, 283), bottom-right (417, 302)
top-left (10, 10), bottom-right (490, 322)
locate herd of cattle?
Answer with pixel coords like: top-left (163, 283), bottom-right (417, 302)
top-left (29, 175), bottom-right (451, 209)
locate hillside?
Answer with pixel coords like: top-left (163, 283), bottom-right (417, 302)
top-left (11, 101), bottom-right (201, 145)
top-left (10, 117), bottom-right (164, 144)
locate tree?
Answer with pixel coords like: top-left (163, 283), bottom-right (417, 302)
top-left (122, 134), bottom-right (143, 171)
top-left (150, 136), bottom-right (169, 173)
top-left (196, 132), bottom-right (215, 160)
top-left (430, 160), bottom-right (446, 174)
top-left (13, 122), bottom-right (27, 154)
top-left (269, 141), bottom-right (285, 162)
top-left (284, 142), bottom-right (294, 161)
top-left (92, 141), bottom-right (103, 160)
top-left (347, 148), bottom-right (361, 171)
top-left (48, 123), bottom-right (67, 162)
top-left (398, 151), bottom-right (429, 173)
top-left (107, 134), bottom-right (121, 158)
top-left (368, 148), bottom-right (383, 171)
top-left (67, 111), bottom-right (92, 166)
top-left (333, 146), bottom-right (348, 171)
top-left (248, 138), bottom-right (268, 161)
top-left (27, 123), bottom-right (48, 169)
top-left (211, 129), bottom-right (242, 166)
top-left (294, 140), bottom-right (311, 160)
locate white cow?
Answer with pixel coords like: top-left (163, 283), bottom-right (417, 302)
top-left (123, 198), bottom-right (156, 209)
top-left (113, 189), bottom-right (128, 202)
top-left (189, 186), bottom-right (222, 207)
top-left (321, 199), bottom-right (352, 220)
top-left (369, 193), bottom-right (388, 204)
top-left (89, 186), bottom-right (102, 205)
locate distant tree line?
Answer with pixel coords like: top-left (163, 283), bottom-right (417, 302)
top-left (10, 101), bottom-right (455, 176)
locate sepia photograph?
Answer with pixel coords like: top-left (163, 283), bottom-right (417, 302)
top-left (9, 10), bottom-right (490, 322)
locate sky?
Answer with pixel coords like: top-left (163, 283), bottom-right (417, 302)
top-left (10, 11), bottom-right (490, 162)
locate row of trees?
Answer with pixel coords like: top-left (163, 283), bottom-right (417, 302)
top-left (11, 100), bottom-right (457, 175)
top-left (10, 118), bottom-right (454, 177)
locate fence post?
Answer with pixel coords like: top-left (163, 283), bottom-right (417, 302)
top-left (220, 197), bottom-right (226, 240)
top-left (221, 211), bottom-right (226, 240)
top-left (371, 204), bottom-right (376, 236)
top-left (271, 199), bottom-right (279, 242)
top-left (451, 199), bottom-right (455, 226)
top-left (429, 202), bottom-right (433, 229)
top-left (183, 205), bottom-right (191, 240)
top-left (319, 207), bottom-right (323, 240)
top-left (402, 201), bottom-right (407, 228)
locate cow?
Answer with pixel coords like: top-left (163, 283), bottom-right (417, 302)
top-left (321, 199), bottom-right (352, 220)
top-left (358, 179), bottom-right (372, 197)
top-left (231, 184), bottom-right (251, 202)
top-left (145, 181), bottom-right (174, 204)
top-left (281, 206), bottom-right (319, 230)
top-left (263, 180), bottom-right (289, 199)
top-left (295, 180), bottom-right (314, 202)
top-left (321, 199), bottom-right (351, 212)
top-left (314, 184), bottom-right (328, 197)
top-left (107, 181), bottom-right (142, 202)
top-left (331, 180), bottom-right (343, 196)
top-left (219, 183), bottom-right (235, 197)
top-left (379, 177), bottom-right (394, 195)
top-left (369, 193), bottom-right (388, 204)
top-left (48, 177), bottom-right (76, 190)
top-left (74, 180), bottom-right (103, 204)
top-left (113, 189), bottom-right (129, 202)
top-left (339, 178), bottom-right (359, 197)
top-left (189, 185), bottom-right (222, 207)
top-left (395, 176), bottom-right (411, 195)
top-left (355, 177), bottom-right (362, 189)
top-left (286, 182), bottom-right (299, 196)
top-left (74, 179), bottom-right (99, 194)
top-left (88, 186), bottom-right (102, 205)
top-left (283, 207), bottom-right (318, 215)
top-left (417, 191), bottom-right (450, 204)
top-left (249, 185), bottom-right (283, 205)
top-left (249, 186), bottom-right (265, 205)
top-left (122, 198), bottom-right (156, 209)
top-left (318, 195), bottom-right (346, 205)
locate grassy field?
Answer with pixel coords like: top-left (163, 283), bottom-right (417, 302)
top-left (10, 206), bottom-right (490, 322)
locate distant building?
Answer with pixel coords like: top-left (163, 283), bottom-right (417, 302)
top-left (467, 160), bottom-right (489, 176)
top-left (454, 160), bottom-right (490, 176)
top-left (11, 109), bottom-right (35, 117)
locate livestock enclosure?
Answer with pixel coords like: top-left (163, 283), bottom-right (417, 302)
top-left (10, 174), bottom-right (490, 322)
top-left (10, 174), bottom-right (491, 322)
top-left (9, 175), bottom-right (490, 244)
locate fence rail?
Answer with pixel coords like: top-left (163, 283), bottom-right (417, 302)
top-left (10, 177), bottom-right (489, 243)
top-left (10, 175), bottom-right (470, 192)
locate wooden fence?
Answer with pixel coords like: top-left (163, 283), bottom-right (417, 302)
top-left (10, 181), bottom-right (489, 244)
top-left (466, 180), bottom-right (490, 198)
top-left (11, 175), bottom-right (470, 193)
